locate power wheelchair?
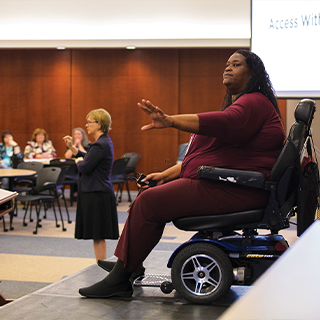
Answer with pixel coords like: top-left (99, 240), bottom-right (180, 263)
top-left (155, 99), bottom-right (318, 304)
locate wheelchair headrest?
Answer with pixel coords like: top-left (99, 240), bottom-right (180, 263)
top-left (295, 99), bottom-right (316, 128)
top-left (269, 99), bottom-right (316, 182)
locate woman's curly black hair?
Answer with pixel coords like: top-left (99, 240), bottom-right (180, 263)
top-left (1, 130), bottom-right (12, 144)
top-left (222, 49), bottom-right (281, 116)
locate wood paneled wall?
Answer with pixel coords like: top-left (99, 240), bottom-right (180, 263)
top-left (0, 48), bottom-right (286, 177)
top-left (0, 50), bottom-right (71, 158)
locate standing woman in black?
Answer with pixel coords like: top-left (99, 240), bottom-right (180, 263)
top-left (63, 109), bottom-right (119, 262)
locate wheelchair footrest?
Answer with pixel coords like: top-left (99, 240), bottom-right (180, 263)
top-left (134, 274), bottom-right (171, 287)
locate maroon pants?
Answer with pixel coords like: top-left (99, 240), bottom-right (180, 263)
top-left (114, 178), bottom-right (268, 272)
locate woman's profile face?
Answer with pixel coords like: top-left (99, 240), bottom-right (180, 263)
top-left (36, 132), bottom-right (45, 144)
top-left (86, 117), bottom-right (99, 136)
top-left (223, 53), bottom-right (251, 95)
top-left (74, 130), bottom-right (83, 141)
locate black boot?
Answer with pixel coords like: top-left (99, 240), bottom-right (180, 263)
top-left (98, 260), bottom-right (145, 282)
top-left (79, 260), bottom-right (133, 298)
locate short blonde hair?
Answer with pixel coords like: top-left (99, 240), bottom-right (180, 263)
top-left (32, 128), bottom-right (49, 142)
top-left (86, 109), bottom-right (112, 133)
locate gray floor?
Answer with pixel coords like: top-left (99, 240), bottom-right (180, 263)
top-left (1, 191), bottom-right (295, 319)
top-left (0, 250), bottom-right (250, 320)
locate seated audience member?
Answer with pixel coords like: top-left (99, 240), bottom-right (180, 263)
top-left (0, 130), bottom-right (23, 189)
top-left (64, 127), bottom-right (91, 200)
top-left (78, 50), bottom-right (286, 299)
top-left (24, 128), bottom-right (56, 159)
top-left (64, 127), bottom-right (91, 159)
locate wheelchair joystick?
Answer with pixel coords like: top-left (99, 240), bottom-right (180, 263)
top-left (136, 174), bottom-right (157, 187)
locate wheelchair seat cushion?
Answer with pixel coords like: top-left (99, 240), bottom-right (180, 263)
top-left (173, 209), bottom-right (265, 231)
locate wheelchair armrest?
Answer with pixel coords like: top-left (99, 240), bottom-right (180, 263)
top-left (197, 166), bottom-right (266, 189)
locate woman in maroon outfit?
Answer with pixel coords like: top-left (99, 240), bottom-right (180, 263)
top-left (79, 50), bottom-right (285, 299)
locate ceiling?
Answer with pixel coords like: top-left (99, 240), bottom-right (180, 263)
top-left (0, 0), bottom-right (251, 48)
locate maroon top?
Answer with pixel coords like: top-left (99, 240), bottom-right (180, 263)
top-left (180, 92), bottom-right (285, 179)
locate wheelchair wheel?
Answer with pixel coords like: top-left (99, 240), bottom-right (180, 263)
top-left (171, 242), bottom-right (233, 304)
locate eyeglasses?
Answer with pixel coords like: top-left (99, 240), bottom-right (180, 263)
top-left (86, 120), bottom-right (98, 124)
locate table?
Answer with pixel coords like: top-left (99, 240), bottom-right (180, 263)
top-left (0, 189), bottom-right (18, 218)
top-left (0, 169), bottom-right (36, 231)
top-left (23, 158), bottom-right (52, 165)
top-left (0, 169), bottom-right (37, 190)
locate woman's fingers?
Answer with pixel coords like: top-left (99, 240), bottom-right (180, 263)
top-left (138, 99), bottom-right (172, 130)
top-left (138, 99), bottom-right (159, 113)
top-left (138, 102), bottom-right (151, 115)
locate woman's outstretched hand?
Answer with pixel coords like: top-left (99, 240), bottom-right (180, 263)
top-left (63, 135), bottom-right (73, 149)
top-left (138, 99), bottom-right (173, 131)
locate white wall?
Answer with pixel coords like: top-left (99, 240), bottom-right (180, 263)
top-left (0, 0), bottom-right (251, 48)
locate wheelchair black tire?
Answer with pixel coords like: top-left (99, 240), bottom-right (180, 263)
top-left (171, 242), bottom-right (233, 304)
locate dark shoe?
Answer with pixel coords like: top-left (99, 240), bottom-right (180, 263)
top-left (79, 280), bottom-right (133, 298)
top-left (97, 260), bottom-right (116, 272)
top-left (97, 260), bottom-right (146, 282)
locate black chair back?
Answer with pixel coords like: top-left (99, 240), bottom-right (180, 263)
top-left (111, 158), bottom-right (130, 182)
top-left (15, 161), bottom-right (44, 186)
top-left (111, 158), bottom-right (132, 203)
top-left (35, 167), bottom-right (62, 188)
top-left (121, 153), bottom-right (141, 175)
top-left (49, 158), bottom-right (75, 166)
top-left (49, 158), bottom-right (77, 186)
top-left (18, 161), bottom-right (44, 173)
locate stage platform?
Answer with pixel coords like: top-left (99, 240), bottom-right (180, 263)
top-left (0, 249), bottom-right (250, 320)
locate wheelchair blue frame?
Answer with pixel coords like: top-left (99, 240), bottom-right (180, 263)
top-left (168, 232), bottom-right (288, 269)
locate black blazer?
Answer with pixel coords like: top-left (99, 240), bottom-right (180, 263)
top-left (76, 133), bottom-right (114, 193)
